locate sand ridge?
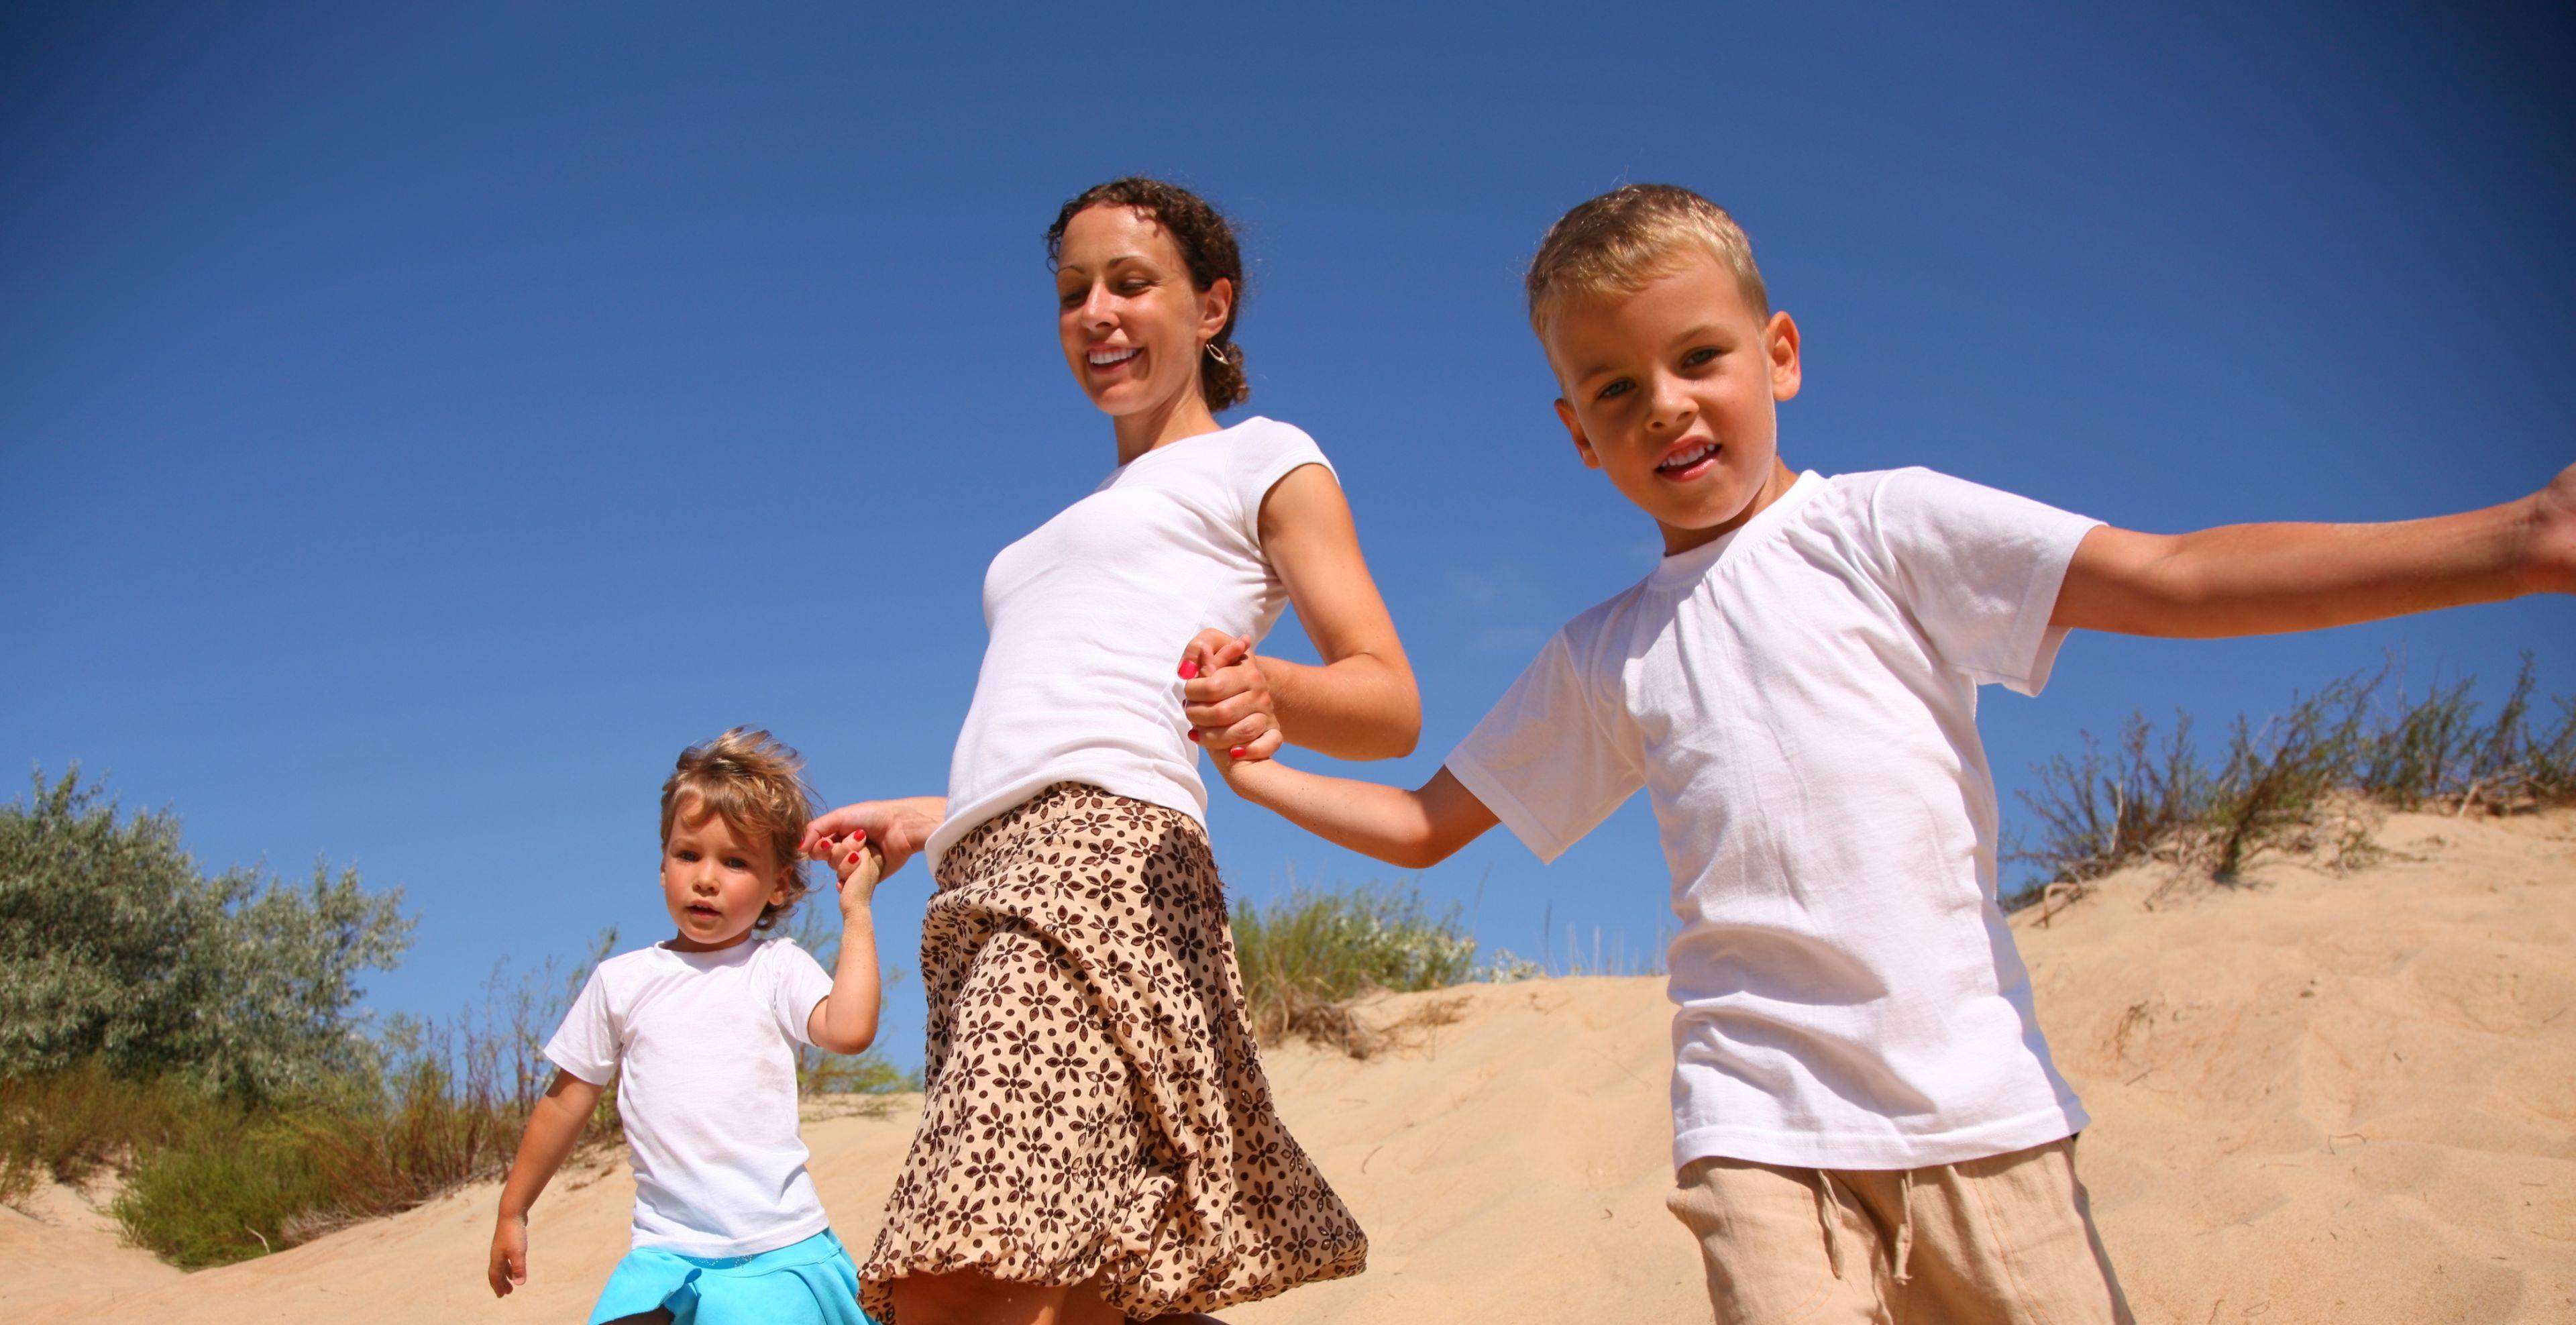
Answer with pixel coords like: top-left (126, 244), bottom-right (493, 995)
top-left (5, 809), bottom-right (2570, 1322)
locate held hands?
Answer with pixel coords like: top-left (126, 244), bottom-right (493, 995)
top-left (487, 1213), bottom-right (527, 1298)
top-left (1180, 628), bottom-right (1282, 765)
top-left (800, 798), bottom-right (943, 882)
top-left (808, 831), bottom-right (886, 914)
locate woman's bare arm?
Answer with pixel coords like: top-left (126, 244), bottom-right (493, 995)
top-left (1183, 465), bottom-right (1420, 760)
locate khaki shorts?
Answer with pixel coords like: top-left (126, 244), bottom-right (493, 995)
top-left (1666, 1136), bottom-right (2132, 1324)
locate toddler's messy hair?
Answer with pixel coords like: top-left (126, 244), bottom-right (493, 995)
top-left (1525, 184), bottom-right (1769, 333)
top-left (659, 728), bottom-right (818, 933)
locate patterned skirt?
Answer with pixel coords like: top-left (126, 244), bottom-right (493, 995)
top-left (857, 783), bottom-right (1366, 1321)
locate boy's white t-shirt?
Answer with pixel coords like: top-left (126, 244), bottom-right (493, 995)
top-left (926, 415), bottom-right (1335, 871)
top-left (1447, 468), bottom-right (2102, 1172)
top-left (544, 935), bottom-right (838, 1256)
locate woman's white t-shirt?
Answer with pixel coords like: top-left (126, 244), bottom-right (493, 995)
top-left (1446, 468), bottom-right (2102, 1172)
top-left (926, 415), bottom-right (1335, 871)
top-left (544, 936), bottom-right (838, 1256)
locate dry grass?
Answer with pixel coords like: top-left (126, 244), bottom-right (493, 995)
top-left (2009, 655), bottom-right (2574, 908)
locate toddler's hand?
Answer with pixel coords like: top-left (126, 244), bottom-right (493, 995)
top-left (1179, 629), bottom-right (1282, 763)
top-left (488, 1214), bottom-right (527, 1297)
top-left (814, 831), bottom-right (885, 912)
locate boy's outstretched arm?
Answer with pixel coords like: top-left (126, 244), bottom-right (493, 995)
top-left (1220, 757), bottom-right (1500, 870)
top-left (2054, 462), bottom-right (2576, 637)
top-left (488, 1068), bottom-right (604, 1297)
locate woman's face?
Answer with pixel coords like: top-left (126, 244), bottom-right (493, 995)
top-left (1054, 205), bottom-right (1231, 421)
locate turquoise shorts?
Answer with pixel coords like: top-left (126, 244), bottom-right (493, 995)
top-left (587, 1228), bottom-right (880, 1325)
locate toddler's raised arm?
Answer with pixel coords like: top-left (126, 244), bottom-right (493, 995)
top-left (802, 835), bottom-right (885, 1056)
top-left (2053, 462), bottom-right (2575, 638)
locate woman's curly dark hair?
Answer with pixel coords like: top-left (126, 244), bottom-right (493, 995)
top-left (1046, 177), bottom-right (1248, 412)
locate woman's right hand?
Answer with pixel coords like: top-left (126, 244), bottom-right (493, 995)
top-left (802, 796), bottom-right (947, 880)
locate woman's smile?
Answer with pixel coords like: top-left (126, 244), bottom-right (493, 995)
top-left (1086, 343), bottom-right (1143, 378)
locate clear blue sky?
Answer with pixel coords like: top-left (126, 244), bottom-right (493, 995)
top-left (6, 1), bottom-right (2570, 1070)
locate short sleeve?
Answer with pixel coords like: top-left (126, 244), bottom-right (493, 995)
top-left (765, 939), bottom-right (838, 1049)
top-left (1867, 468), bottom-right (2102, 696)
top-left (542, 967), bottom-right (619, 1085)
top-left (1230, 419), bottom-right (1338, 549)
top-left (1444, 629), bottom-right (1643, 863)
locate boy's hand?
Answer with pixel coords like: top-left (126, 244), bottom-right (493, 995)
top-left (818, 832), bottom-right (885, 912)
top-left (2523, 462), bottom-right (2576, 596)
top-left (1179, 629), bottom-right (1281, 763)
top-left (488, 1213), bottom-right (527, 1297)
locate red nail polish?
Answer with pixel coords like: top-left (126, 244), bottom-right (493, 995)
top-left (1230, 747), bottom-right (1246, 759)
top-left (847, 851), bottom-right (862, 864)
top-left (853, 829), bottom-right (866, 843)
top-left (1178, 659), bottom-right (1199, 680)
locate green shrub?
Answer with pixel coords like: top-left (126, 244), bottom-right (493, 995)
top-left (106, 1002), bottom-right (619, 1266)
top-left (1230, 882), bottom-right (1479, 1053)
top-left (0, 1060), bottom-right (196, 1204)
top-left (0, 767), bottom-right (411, 1099)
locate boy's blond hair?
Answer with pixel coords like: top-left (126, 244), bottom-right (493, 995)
top-left (659, 727), bottom-right (817, 932)
top-left (1525, 184), bottom-right (1769, 333)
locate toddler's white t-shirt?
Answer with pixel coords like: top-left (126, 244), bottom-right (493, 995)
top-left (544, 935), bottom-right (838, 1256)
top-left (1447, 468), bottom-right (2102, 1172)
top-left (927, 415), bottom-right (1335, 871)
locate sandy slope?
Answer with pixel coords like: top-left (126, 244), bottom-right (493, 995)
top-left (5, 809), bottom-right (2570, 1322)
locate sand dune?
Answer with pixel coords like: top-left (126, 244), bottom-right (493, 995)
top-left (5, 808), bottom-right (2570, 1322)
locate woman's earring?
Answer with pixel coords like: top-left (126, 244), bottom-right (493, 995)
top-left (1204, 341), bottom-right (1231, 364)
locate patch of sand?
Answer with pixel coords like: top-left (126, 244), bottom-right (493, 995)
top-left (0, 1177), bottom-right (180, 1314)
top-left (7, 809), bottom-right (2571, 1322)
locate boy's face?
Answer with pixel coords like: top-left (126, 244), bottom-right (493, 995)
top-left (660, 800), bottom-right (790, 951)
top-left (1542, 250), bottom-right (1803, 556)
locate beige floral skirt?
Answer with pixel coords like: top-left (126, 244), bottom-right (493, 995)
top-left (857, 783), bottom-right (1367, 1322)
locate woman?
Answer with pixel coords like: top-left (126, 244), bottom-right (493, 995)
top-left (804, 178), bottom-right (1417, 1324)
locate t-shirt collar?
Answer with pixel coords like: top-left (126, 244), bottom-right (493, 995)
top-left (1097, 415), bottom-right (1271, 490)
top-left (655, 937), bottom-right (760, 969)
top-left (1645, 470), bottom-right (1821, 590)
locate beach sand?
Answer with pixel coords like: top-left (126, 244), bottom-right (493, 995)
top-left (5, 808), bottom-right (2570, 1322)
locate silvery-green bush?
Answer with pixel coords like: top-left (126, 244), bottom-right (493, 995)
top-left (0, 768), bottom-right (411, 1099)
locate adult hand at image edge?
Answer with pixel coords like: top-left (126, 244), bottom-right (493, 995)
top-left (801, 797), bottom-right (947, 882)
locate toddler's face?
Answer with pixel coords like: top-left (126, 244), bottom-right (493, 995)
top-left (1542, 250), bottom-right (1803, 555)
top-left (660, 802), bottom-right (789, 951)
top-left (1054, 204), bottom-right (1230, 422)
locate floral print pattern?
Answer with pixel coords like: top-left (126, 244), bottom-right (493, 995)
top-left (858, 784), bottom-right (1367, 1321)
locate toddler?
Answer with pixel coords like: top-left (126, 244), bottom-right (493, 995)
top-left (486, 728), bottom-right (886, 1325)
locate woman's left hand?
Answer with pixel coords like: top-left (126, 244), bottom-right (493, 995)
top-left (814, 832), bottom-right (885, 911)
top-left (1179, 629), bottom-right (1282, 762)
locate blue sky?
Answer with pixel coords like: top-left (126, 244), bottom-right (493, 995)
top-left (5, 1), bottom-right (2570, 1069)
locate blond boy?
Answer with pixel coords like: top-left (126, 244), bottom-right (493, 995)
top-left (1187, 185), bottom-right (2574, 1321)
